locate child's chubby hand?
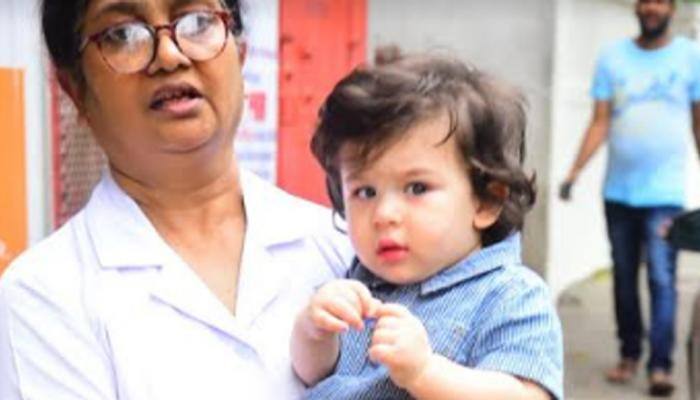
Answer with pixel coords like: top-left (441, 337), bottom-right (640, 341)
top-left (301, 279), bottom-right (382, 341)
top-left (368, 303), bottom-right (433, 390)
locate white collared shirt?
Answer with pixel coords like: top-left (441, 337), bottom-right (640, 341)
top-left (0, 170), bottom-right (353, 399)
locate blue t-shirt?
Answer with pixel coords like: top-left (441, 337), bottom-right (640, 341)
top-left (304, 235), bottom-right (564, 400)
top-left (592, 36), bottom-right (700, 207)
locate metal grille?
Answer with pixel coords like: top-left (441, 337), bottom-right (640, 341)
top-left (51, 77), bottom-right (106, 228)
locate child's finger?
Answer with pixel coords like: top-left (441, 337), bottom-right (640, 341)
top-left (366, 298), bottom-right (382, 319)
top-left (371, 327), bottom-right (398, 347)
top-left (338, 286), bottom-right (364, 312)
top-left (368, 343), bottom-right (394, 365)
top-left (375, 303), bottom-right (412, 318)
top-left (346, 280), bottom-right (381, 317)
top-left (311, 309), bottom-right (350, 333)
top-left (374, 316), bottom-right (402, 331)
top-left (320, 297), bottom-right (364, 330)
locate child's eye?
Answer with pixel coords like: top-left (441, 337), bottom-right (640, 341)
top-left (353, 186), bottom-right (377, 199)
top-left (406, 182), bottom-right (428, 195)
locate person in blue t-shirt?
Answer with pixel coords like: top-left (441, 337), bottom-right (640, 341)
top-left (291, 53), bottom-right (563, 400)
top-left (561, 0), bottom-right (700, 396)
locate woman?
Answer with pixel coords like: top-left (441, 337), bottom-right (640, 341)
top-left (0, 0), bottom-right (352, 398)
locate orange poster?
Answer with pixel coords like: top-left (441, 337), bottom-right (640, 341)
top-left (0, 68), bottom-right (26, 275)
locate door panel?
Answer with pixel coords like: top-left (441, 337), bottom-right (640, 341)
top-left (278, 0), bottom-right (366, 205)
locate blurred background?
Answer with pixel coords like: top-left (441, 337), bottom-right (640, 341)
top-left (2, 0), bottom-right (700, 398)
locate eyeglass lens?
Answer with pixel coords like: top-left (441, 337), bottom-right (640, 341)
top-left (99, 11), bottom-right (227, 73)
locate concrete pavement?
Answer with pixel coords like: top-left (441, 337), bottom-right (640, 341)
top-left (560, 252), bottom-right (700, 399)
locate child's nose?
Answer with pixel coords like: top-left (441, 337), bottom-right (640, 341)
top-left (372, 195), bottom-right (403, 227)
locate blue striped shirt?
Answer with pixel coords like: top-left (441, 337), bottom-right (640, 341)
top-left (304, 235), bottom-right (563, 400)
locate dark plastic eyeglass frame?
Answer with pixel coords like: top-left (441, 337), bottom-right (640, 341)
top-left (79, 10), bottom-right (234, 74)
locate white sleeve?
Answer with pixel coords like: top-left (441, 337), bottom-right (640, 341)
top-left (0, 285), bottom-right (20, 399)
top-left (0, 277), bottom-right (116, 400)
top-left (318, 219), bottom-right (355, 279)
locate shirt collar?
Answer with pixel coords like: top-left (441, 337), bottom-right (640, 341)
top-left (84, 168), bottom-right (312, 269)
top-left (84, 170), bottom-right (168, 269)
top-left (238, 169), bottom-right (320, 246)
top-left (349, 234), bottom-right (522, 296)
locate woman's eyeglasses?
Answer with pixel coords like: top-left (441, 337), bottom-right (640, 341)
top-left (79, 10), bottom-right (234, 74)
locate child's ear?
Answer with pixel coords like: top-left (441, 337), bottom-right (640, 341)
top-left (473, 182), bottom-right (508, 230)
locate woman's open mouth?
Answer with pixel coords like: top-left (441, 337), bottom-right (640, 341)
top-left (149, 84), bottom-right (204, 116)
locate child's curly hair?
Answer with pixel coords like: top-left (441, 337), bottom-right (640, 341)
top-left (312, 52), bottom-right (536, 246)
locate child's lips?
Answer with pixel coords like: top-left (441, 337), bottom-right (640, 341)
top-left (376, 240), bottom-right (409, 263)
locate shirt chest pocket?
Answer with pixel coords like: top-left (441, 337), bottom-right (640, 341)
top-left (424, 319), bottom-right (468, 363)
top-left (334, 319), bottom-right (468, 376)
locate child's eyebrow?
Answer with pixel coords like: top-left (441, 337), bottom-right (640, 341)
top-left (342, 167), bottom-right (366, 184)
top-left (339, 157), bottom-right (371, 183)
top-left (402, 168), bottom-right (434, 178)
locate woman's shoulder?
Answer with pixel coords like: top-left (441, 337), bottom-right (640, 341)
top-left (0, 212), bottom-right (90, 306)
top-left (240, 169), bottom-right (345, 234)
top-left (0, 214), bottom-right (93, 313)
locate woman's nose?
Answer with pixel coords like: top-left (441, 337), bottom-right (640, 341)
top-left (147, 32), bottom-right (192, 75)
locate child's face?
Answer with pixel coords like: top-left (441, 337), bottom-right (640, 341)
top-left (339, 114), bottom-right (501, 285)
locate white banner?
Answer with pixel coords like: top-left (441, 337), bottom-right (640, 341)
top-left (236, 0), bottom-right (279, 183)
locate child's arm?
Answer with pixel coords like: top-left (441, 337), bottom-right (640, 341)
top-left (369, 304), bottom-right (553, 400)
top-left (406, 355), bottom-right (551, 400)
top-left (291, 279), bottom-right (380, 386)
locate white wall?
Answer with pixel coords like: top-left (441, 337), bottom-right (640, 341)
top-left (548, 0), bottom-right (700, 297)
top-left (682, 4), bottom-right (700, 209)
top-left (0, 0), bottom-right (51, 244)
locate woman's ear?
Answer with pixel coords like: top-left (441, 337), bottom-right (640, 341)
top-left (56, 70), bottom-right (86, 115)
top-left (237, 40), bottom-right (247, 65)
top-left (473, 182), bottom-right (507, 230)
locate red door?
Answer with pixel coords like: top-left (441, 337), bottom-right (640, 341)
top-left (278, 0), bottom-right (366, 205)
